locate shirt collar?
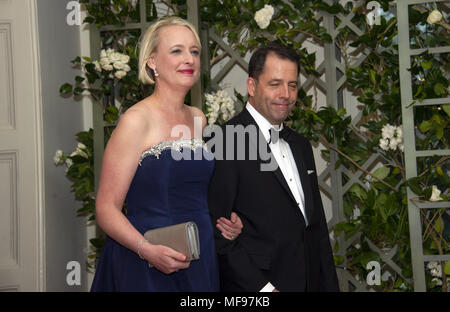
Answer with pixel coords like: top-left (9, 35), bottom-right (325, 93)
top-left (246, 102), bottom-right (283, 143)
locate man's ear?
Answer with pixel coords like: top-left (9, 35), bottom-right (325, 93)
top-left (247, 77), bottom-right (256, 97)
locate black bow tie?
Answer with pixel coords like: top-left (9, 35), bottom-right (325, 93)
top-left (269, 126), bottom-right (291, 144)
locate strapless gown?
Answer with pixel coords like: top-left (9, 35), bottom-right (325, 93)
top-left (90, 139), bottom-right (219, 291)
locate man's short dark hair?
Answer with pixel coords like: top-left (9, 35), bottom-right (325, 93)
top-left (248, 43), bottom-right (300, 80)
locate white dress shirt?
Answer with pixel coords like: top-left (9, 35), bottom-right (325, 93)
top-left (246, 103), bottom-right (308, 292)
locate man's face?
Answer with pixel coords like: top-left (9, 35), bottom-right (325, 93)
top-left (247, 53), bottom-right (298, 125)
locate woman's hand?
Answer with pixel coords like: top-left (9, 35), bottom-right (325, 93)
top-left (216, 212), bottom-right (243, 241)
top-left (141, 243), bottom-right (190, 274)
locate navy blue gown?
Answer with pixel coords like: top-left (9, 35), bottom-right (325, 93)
top-left (91, 139), bottom-right (219, 291)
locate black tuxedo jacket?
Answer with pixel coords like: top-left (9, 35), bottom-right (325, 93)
top-left (207, 108), bottom-right (339, 292)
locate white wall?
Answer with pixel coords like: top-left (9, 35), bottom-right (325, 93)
top-left (37, 0), bottom-right (88, 291)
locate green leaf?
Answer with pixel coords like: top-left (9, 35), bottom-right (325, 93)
top-left (376, 193), bottom-right (389, 221)
top-left (344, 200), bottom-right (353, 216)
top-left (421, 59), bottom-right (433, 69)
top-left (73, 87), bottom-right (84, 96)
top-left (75, 76), bottom-right (85, 84)
top-left (372, 167), bottom-right (390, 181)
top-left (360, 251), bottom-right (379, 268)
top-left (433, 83), bottom-right (445, 96)
top-left (83, 16), bottom-right (95, 24)
top-left (419, 120), bottom-right (432, 133)
top-left (336, 108), bottom-right (346, 117)
top-left (334, 255), bottom-right (344, 266)
top-left (348, 184), bottom-right (367, 201)
top-left (433, 217), bottom-right (444, 235)
top-left (445, 261), bottom-right (450, 275)
top-left (84, 63), bottom-right (96, 74)
top-left (369, 70), bottom-right (376, 84)
top-left (436, 126), bottom-right (444, 140)
top-left (71, 56), bottom-right (81, 64)
top-left (59, 83), bottom-right (72, 95)
top-left (442, 104), bottom-right (450, 117)
top-left (333, 241), bottom-right (339, 253)
top-left (392, 167), bottom-right (401, 176)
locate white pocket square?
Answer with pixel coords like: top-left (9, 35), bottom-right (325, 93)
top-left (307, 170), bottom-right (315, 175)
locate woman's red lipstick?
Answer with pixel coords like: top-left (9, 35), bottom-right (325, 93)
top-left (179, 69), bottom-right (194, 74)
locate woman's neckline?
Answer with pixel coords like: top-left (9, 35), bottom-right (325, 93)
top-left (143, 137), bottom-right (205, 152)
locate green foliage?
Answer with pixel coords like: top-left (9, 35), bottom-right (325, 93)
top-left (54, 129), bottom-right (95, 220)
top-left (326, 1), bottom-right (449, 292)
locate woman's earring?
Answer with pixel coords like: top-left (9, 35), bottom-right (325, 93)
top-left (153, 68), bottom-right (159, 77)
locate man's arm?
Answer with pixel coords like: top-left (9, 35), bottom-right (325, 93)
top-left (208, 156), bottom-right (269, 291)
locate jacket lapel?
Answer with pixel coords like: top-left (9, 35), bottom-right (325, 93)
top-left (288, 138), bottom-right (314, 226)
top-left (238, 110), bottom-right (308, 226)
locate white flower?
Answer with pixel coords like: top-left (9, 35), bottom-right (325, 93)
top-left (120, 54), bottom-right (130, 64)
top-left (204, 90), bottom-right (236, 125)
top-left (53, 150), bottom-right (64, 165)
top-left (109, 52), bottom-right (122, 63)
top-left (114, 70), bottom-right (127, 79)
top-left (427, 10), bottom-right (443, 25)
top-left (392, 137), bottom-right (403, 150)
top-left (96, 49), bottom-right (130, 75)
top-left (93, 60), bottom-right (102, 72)
top-left (210, 102), bottom-right (220, 113)
top-left (113, 61), bottom-right (125, 70)
top-left (432, 277), bottom-right (443, 286)
top-left (102, 64), bottom-right (113, 71)
top-left (427, 261), bottom-right (438, 270)
top-left (71, 144), bottom-right (89, 159)
top-left (118, 37), bottom-right (129, 47)
top-left (379, 138), bottom-right (389, 151)
top-left (429, 185), bottom-right (442, 201)
top-left (427, 261), bottom-right (443, 277)
top-left (254, 4), bottom-right (274, 29)
top-left (379, 124), bottom-right (404, 152)
top-left (389, 138), bottom-right (398, 150)
top-left (381, 124), bottom-right (396, 140)
top-left (208, 116), bottom-right (217, 125)
top-left (65, 158), bottom-right (73, 168)
top-left (99, 57), bottom-right (110, 66)
top-left (431, 268), bottom-right (441, 277)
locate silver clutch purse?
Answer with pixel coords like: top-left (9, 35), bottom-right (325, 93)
top-left (143, 221), bottom-right (200, 267)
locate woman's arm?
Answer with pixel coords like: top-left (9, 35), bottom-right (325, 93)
top-left (95, 108), bottom-right (189, 274)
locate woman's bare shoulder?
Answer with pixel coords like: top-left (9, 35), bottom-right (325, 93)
top-left (117, 106), bottom-right (148, 131)
top-left (187, 105), bottom-right (205, 117)
top-left (187, 105), bottom-right (206, 126)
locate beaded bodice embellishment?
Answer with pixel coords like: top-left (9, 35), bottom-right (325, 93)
top-left (138, 138), bottom-right (208, 165)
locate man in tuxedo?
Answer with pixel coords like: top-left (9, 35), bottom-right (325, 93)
top-left (208, 43), bottom-right (339, 292)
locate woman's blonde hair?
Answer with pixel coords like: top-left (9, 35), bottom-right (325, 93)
top-left (138, 16), bottom-right (201, 85)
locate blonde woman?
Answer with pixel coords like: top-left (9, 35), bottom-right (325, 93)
top-left (91, 17), bottom-right (242, 291)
